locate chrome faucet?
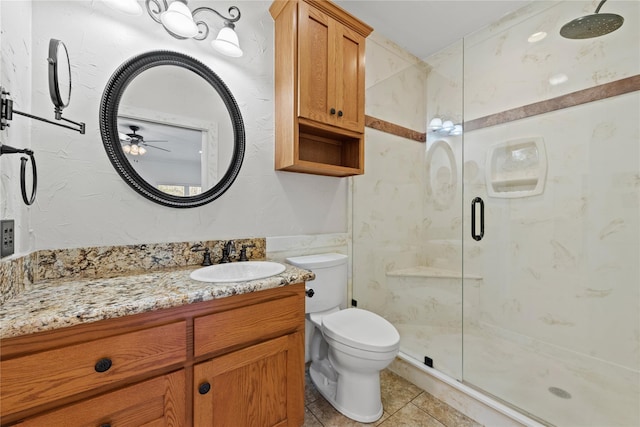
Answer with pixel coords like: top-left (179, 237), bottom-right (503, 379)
top-left (220, 240), bottom-right (235, 263)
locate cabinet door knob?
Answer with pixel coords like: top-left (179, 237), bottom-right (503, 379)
top-left (94, 358), bottom-right (112, 373)
top-left (198, 382), bottom-right (211, 395)
top-left (100, 424), bottom-right (112, 427)
top-left (337, 110), bottom-right (343, 117)
top-left (330, 108), bottom-right (336, 115)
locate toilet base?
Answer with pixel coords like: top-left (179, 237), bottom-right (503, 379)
top-left (309, 361), bottom-right (384, 423)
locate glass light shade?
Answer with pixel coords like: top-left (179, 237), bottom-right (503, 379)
top-left (428, 117), bottom-right (443, 130)
top-left (441, 120), bottom-right (454, 132)
top-left (211, 26), bottom-right (243, 57)
top-left (160, 1), bottom-right (198, 38)
top-left (450, 124), bottom-right (463, 136)
top-left (123, 144), bottom-right (131, 153)
top-left (138, 146), bottom-right (147, 155)
top-left (103, 0), bottom-right (143, 15)
top-left (130, 144), bottom-right (140, 155)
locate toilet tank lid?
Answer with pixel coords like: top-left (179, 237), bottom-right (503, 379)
top-left (285, 253), bottom-right (347, 269)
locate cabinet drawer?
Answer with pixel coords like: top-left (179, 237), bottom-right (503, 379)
top-left (1, 321), bottom-right (186, 417)
top-left (194, 294), bottom-right (303, 357)
top-left (15, 370), bottom-right (186, 426)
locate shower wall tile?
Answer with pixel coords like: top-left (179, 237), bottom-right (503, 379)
top-left (266, 233), bottom-right (348, 262)
top-left (365, 34), bottom-right (428, 132)
top-left (463, 0), bottom-right (640, 120)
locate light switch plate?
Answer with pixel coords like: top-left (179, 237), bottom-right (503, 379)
top-left (1, 219), bottom-right (15, 257)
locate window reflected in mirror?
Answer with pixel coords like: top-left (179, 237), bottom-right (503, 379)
top-left (117, 64), bottom-right (233, 197)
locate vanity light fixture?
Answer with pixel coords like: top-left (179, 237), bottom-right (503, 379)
top-left (105, 0), bottom-right (243, 57)
top-left (428, 117), bottom-right (463, 136)
top-left (103, 0), bottom-right (143, 15)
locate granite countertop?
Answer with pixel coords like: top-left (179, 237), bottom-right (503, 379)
top-left (0, 262), bottom-right (314, 340)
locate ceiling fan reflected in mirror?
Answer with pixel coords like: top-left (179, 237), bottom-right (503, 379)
top-left (119, 124), bottom-right (171, 156)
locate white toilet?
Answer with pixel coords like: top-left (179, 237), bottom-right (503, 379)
top-left (286, 253), bottom-right (400, 423)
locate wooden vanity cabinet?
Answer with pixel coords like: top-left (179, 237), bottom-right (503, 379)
top-left (270, 0), bottom-right (372, 177)
top-left (194, 332), bottom-right (303, 426)
top-left (13, 370), bottom-right (186, 426)
top-left (0, 283), bottom-right (306, 427)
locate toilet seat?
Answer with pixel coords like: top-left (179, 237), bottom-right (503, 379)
top-left (322, 308), bottom-right (399, 353)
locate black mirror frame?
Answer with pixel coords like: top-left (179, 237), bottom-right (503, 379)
top-left (99, 50), bottom-right (245, 208)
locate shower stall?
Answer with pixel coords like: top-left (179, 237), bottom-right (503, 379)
top-left (352, 1), bottom-right (639, 425)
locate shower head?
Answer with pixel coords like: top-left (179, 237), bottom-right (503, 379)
top-left (560, 0), bottom-right (624, 39)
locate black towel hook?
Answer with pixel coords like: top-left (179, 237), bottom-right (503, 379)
top-left (1, 144), bottom-right (38, 206)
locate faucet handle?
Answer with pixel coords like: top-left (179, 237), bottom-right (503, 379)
top-left (191, 245), bottom-right (212, 266)
top-left (239, 244), bottom-right (256, 262)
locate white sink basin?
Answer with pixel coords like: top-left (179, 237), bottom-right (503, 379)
top-left (189, 261), bottom-right (286, 283)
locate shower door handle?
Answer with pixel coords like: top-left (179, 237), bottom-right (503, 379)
top-left (471, 197), bottom-right (484, 241)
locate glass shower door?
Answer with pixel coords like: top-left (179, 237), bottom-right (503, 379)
top-left (352, 38), bottom-right (464, 381)
top-left (461, 1), bottom-right (640, 425)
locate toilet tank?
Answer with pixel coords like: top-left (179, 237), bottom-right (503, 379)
top-left (285, 253), bottom-right (347, 314)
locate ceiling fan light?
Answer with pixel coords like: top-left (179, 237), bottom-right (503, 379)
top-left (138, 146), bottom-right (147, 155)
top-left (212, 26), bottom-right (243, 57)
top-left (130, 144), bottom-right (140, 155)
top-left (160, 1), bottom-right (198, 38)
top-left (123, 144), bottom-right (131, 153)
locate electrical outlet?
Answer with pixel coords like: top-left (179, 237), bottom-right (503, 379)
top-left (1, 219), bottom-right (15, 257)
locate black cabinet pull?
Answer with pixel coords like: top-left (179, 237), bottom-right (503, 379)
top-left (306, 288), bottom-right (315, 298)
top-left (471, 197), bottom-right (484, 241)
top-left (198, 382), bottom-right (211, 395)
top-left (100, 424), bottom-right (111, 427)
top-left (337, 110), bottom-right (343, 117)
top-left (94, 358), bottom-right (112, 373)
top-left (330, 108), bottom-right (336, 115)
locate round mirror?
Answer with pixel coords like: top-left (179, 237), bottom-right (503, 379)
top-left (48, 39), bottom-right (72, 111)
top-left (99, 51), bottom-right (245, 208)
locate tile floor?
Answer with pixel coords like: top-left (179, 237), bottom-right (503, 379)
top-left (303, 369), bottom-right (483, 427)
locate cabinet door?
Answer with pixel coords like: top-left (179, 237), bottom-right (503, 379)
top-left (298, 1), bottom-right (335, 127)
top-left (194, 333), bottom-right (304, 427)
top-left (298, 2), bottom-right (366, 133)
top-left (15, 370), bottom-right (186, 426)
top-left (335, 24), bottom-right (366, 132)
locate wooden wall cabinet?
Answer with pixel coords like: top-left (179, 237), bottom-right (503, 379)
top-left (270, 0), bottom-right (372, 177)
top-left (1, 284), bottom-right (306, 427)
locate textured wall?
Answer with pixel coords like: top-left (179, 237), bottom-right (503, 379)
top-left (10, 1), bottom-right (349, 251)
top-left (0, 2), bottom-right (33, 257)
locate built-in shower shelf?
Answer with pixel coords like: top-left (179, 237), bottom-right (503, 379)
top-left (486, 137), bottom-right (547, 198)
top-left (490, 176), bottom-right (539, 192)
top-left (386, 266), bottom-right (481, 280)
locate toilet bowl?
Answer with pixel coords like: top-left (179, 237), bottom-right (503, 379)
top-left (285, 253), bottom-right (400, 423)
